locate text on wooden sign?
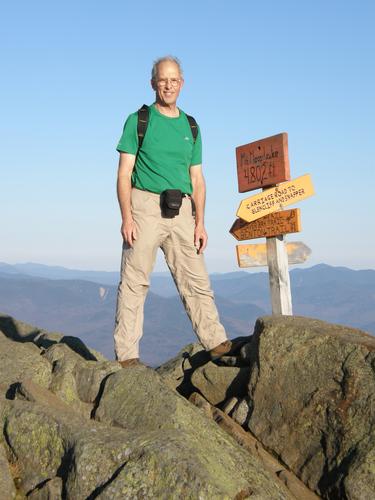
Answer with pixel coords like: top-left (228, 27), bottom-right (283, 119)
top-left (236, 133), bottom-right (290, 192)
top-left (230, 208), bottom-right (301, 241)
top-left (237, 174), bottom-right (314, 223)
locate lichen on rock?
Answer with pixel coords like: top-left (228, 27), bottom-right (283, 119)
top-left (1, 313), bottom-right (374, 499)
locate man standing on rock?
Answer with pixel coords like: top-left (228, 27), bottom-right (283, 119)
top-left (114, 56), bottom-right (233, 367)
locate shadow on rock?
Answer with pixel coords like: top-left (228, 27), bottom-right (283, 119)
top-left (174, 336), bottom-right (253, 402)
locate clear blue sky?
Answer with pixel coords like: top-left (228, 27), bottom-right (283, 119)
top-left (1, 0), bottom-right (374, 272)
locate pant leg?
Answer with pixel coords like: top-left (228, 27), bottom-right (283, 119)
top-left (114, 189), bottom-right (164, 361)
top-left (161, 197), bottom-right (227, 350)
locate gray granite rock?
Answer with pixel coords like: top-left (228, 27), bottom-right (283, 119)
top-left (156, 341), bottom-right (208, 394)
top-left (190, 362), bottom-right (250, 406)
top-left (189, 392), bottom-right (320, 500)
top-left (28, 477), bottom-right (63, 499)
top-left (41, 343), bottom-right (120, 417)
top-left (0, 313), bottom-right (105, 361)
top-left (244, 315), bottom-right (375, 499)
top-left (157, 341), bottom-right (251, 404)
top-left (0, 333), bottom-right (52, 392)
top-left (6, 311), bottom-right (374, 498)
top-left (232, 397), bottom-right (251, 426)
top-left (94, 365), bottom-right (290, 498)
top-left (73, 359), bottom-right (121, 404)
top-left (0, 442), bottom-right (16, 499)
top-left (2, 380), bottom-right (135, 497)
top-left (1, 372), bottom-right (290, 499)
top-left (42, 343), bottom-right (92, 417)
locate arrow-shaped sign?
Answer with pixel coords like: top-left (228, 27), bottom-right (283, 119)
top-left (230, 208), bottom-right (301, 241)
top-left (236, 241), bottom-right (311, 268)
top-left (237, 174), bottom-right (314, 223)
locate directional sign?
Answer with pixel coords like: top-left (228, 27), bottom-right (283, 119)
top-left (236, 241), bottom-right (311, 268)
top-left (230, 208), bottom-right (301, 241)
top-left (237, 174), bottom-right (314, 223)
top-left (236, 133), bottom-right (290, 192)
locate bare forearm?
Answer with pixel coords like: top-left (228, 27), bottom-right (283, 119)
top-left (192, 177), bottom-right (206, 226)
top-left (190, 166), bottom-right (208, 253)
top-left (117, 173), bottom-right (133, 222)
top-left (117, 152), bottom-right (136, 246)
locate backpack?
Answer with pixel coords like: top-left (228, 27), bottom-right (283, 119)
top-left (137, 104), bottom-right (198, 149)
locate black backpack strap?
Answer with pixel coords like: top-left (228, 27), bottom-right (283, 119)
top-left (186, 114), bottom-right (198, 143)
top-left (137, 104), bottom-right (149, 150)
top-left (138, 105), bottom-right (197, 147)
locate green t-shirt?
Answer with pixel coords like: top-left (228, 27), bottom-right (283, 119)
top-left (116, 103), bottom-right (202, 194)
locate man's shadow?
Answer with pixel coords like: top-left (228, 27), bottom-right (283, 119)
top-left (175, 336), bottom-right (258, 409)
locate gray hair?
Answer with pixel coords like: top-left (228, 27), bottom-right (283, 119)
top-left (151, 56), bottom-right (183, 80)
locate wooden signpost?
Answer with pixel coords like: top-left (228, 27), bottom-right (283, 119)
top-left (232, 132), bottom-right (315, 315)
top-left (266, 236), bottom-right (292, 316)
top-left (236, 241), bottom-right (311, 267)
top-left (230, 208), bottom-right (301, 241)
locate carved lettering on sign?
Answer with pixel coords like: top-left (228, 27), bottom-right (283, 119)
top-left (230, 209), bottom-right (301, 241)
top-left (237, 174), bottom-right (314, 223)
top-left (236, 133), bottom-right (290, 192)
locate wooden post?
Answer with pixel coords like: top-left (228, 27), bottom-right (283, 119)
top-left (266, 235), bottom-right (293, 315)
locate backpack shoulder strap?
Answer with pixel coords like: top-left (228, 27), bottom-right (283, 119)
top-left (137, 104), bottom-right (149, 149)
top-left (138, 105), bottom-right (198, 146)
top-left (186, 114), bottom-right (198, 143)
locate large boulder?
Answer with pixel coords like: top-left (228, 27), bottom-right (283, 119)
top-left (94, 365), bottom-right (292, 498)
top-left (190, 362), bottom-right (250, 406)
top-left (0, 332), bottom-right (52, 392)
top-left (241, 316), bottom-right (375, 499)
top-left (156, 341), bottom-right (211, 398)
top-left (42, 343), bottom-right (120, 417)
top-left (0, 313), bottom-right (106, 361)
top-left (0, 315), bottom-right (119, 417)
top-left (189, 392), bottom-right (319, 500)
top-left (1, 373), bottom-right (291, 499)
top-left (3, 379), bottom-right (140, 497)
top-left (157, 340), bottom-right (251, 405)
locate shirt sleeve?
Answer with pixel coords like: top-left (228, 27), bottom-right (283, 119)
top-left (116, 112), bottom-right (138, 154)
top-left (190, 125), bottom-right (202, 166)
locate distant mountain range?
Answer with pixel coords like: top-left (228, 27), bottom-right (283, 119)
top-left (0, 262), bottom-right (121, 285)
top-left (0, 262), bottom-right (374, 366)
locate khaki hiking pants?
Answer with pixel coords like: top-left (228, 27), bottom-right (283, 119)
top-left (114, 188), bottom-right (227, 361)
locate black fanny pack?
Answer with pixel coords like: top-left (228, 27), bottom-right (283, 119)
top-left (160, 189), bottom-right (183, 218)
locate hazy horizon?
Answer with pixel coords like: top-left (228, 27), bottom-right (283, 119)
top-left (2, 260), bottom-right (375, 274)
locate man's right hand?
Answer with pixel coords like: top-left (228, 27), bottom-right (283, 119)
top-left (121, 218), bottom-right (137, 247)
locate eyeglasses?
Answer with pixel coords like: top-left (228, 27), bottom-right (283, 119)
top-left (156, 78), bottom-right (181, 88)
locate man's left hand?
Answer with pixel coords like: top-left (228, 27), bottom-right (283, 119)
top-left (194, 223), bottom-right (208, 254)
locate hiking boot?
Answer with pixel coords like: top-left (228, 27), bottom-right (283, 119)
top-left (209, 340), bottom-right (233, 360)
top-left (119, 358), bottom-right (141, 368)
